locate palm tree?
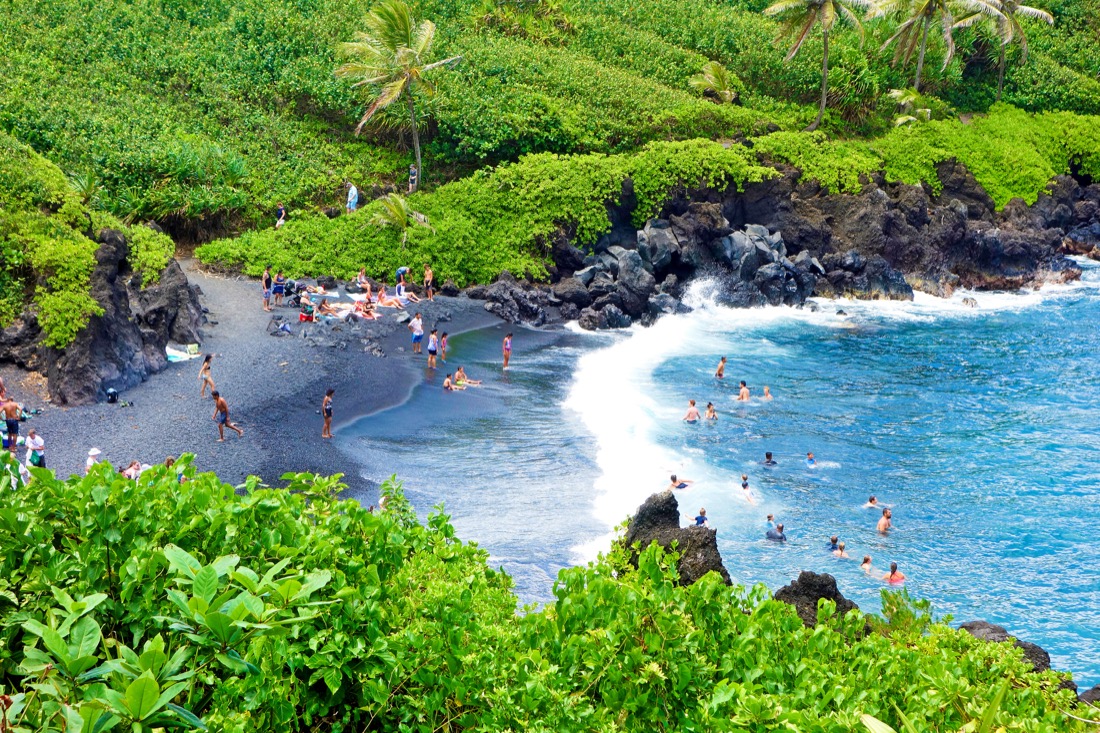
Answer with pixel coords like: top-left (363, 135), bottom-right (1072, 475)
top-left (881, 0), bottom-right (1003, 91)
top-left (954, 0), bottom-right (1052, 100)
top-left (336, 0), bottom-right (461, 191)
top-left (371, 193), bottom-right (434, 246)
top-left (689, 61), bottom-right (740, 104)
top-left (765, 0), bottom-right (882, 132)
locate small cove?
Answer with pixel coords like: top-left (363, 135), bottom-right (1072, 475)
top-left (342, 259), bottom-right (1100, 685)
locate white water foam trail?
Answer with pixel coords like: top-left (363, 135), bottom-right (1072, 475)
top-left (564, 260), bottom-right (1100, 563)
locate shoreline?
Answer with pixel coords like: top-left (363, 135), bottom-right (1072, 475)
top-left (0, 260), bottom-right (508, 498)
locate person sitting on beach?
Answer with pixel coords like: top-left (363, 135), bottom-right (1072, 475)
top-left (877, 508), bottom-right (892, 534)
top-left (455, 367), bottom-right (481, 386)
top-left (833, 541), bottom-right (849, 559)
top-left (705, 402), bottom-right (717, 420)
top-left (668, 474), bottom-right (693, 490)
top-left (861, 555), bottom-right (873, 573)
top-left (827, 535), bottom-right (839, 552)
top-left (763, 451), bottom-right (778, 467)
top-left (738, 381), bottom-right (750, 401)
top-left (766, 523), bottom-right (786, 542)
top-left (357, 267), bottom-right (371, 292)
top-left (683, 399), bottom-right (701, 422)
top-left (354, 299), bottom-right (379, 320)
top-left (317, 299), bottom-right (340, 317)
top-left (396, 280), bottom-right (421, 303)
top-left (122, 460), bottom-right (142, 480)
top-left (376, 284), bottom-right (404, 309)
top-left (694, 508), bottom-right (709, 527)
top-left (763, 386), bottom-right (773, 400)
top-left (299, 296), bottom-right (316, 322)
top-left (443, 374), bottom-right (465, 391)
top-left (806, 452), bottom-right (816, 467)
top-left (883, 562), bottom-right (906, 584)
top-left (715, 356), bottom-right (726, 379)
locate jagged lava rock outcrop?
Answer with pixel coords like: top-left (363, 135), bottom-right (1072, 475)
top-left (0, 228), bottom-right (204, 405)
top-left (620, 491), bottom-right (731, 586)
top-left (773, 571), bottom-right (861, 628)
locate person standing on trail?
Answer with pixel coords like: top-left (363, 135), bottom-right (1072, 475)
top-left (346, 182), bottom-right (359, 214)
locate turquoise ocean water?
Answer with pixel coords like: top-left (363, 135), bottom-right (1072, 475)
top-left (343, 258), bottom-right (1100, 685)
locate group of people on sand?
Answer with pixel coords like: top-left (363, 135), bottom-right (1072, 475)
top-left (672, 354), bottom-right (909, 585)
top-left (197, 354), bottom-right (244, 442)
top-left (2, 385), bottom-right (46, 486)
top-left (261, 264), bottom-right (439, 323)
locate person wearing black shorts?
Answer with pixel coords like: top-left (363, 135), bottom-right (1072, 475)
top-left (2, 396), bottom-right (20, 453)
top-left (322, 388), bottom-right (334, 439)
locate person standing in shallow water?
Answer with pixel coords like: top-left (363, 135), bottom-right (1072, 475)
top-left (321, 388), bottom-right (334, 439)
top-left (502, 333), bottom-right (513, 369)
top-left (715, 356), bottom-right (726, 379)
top-left (211, 391), bottom-right (244, 441)
top-left (427, 329), bottom-right (439, 369)
top-left (877, 507), bottom-right (892, 534)
top-left (198, 354), bottom-right (215, 398)
top-left (682, 399), bottom-right (701, 422)
top-left (738, 380), bottom-right (750, 401)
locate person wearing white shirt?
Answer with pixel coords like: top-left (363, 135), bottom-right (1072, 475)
top-left (24, 428), bottom-right (44, 468)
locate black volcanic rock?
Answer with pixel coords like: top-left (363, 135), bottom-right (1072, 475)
top-left (621, 491), bottom-right (731, 586)
top-left (774, 571), bottom-right (860, 627)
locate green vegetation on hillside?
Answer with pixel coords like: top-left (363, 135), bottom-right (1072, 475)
top-left (0, 132), bottom-right (174, 347)
top-left (0, 457), bottom-right (1093, 731)
top-left (197, 105), bottom-right (1100, 281)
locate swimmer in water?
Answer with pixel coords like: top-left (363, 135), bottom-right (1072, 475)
top-left (715, 356), bottom-right (727, 379)
top-left (683, 399), bottom-right (701, 422)
top-left (864, 495), bottom-right (892, 509)
top-left (766, 513), bottom-right (775, 527)
top-left (443, 374), bottom-right (466, 391)
top-left (766, 523), bottom-right (786, 542)
top-left (763, 451), bottom-right (777, 467)
top-left (877, 508), bottom-right (892, 534)
top-left (832, 541), bottom-right (849, 559)
top-left (737, 381), bottom-right (750, 401)
top-left (861, 555), bottom-right (873, 573)
top-left (668, 474), bottom-right (694, 490)
top-left (763, 386), bottom-right (773, 400)
top-left (827, 535), bottom-right (839, 551)
top-left (705, 402), bottom-right (717, 420)
top-left (806, 452), bottom-right (816, 467)
top-left (740, 481), bottom-right (756, 505)
top-left (884, 562), bottom-right (905, 584)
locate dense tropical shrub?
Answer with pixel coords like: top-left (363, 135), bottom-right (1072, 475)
top-left (196, 139), bottom-right (778, 282)
top-left (0, 455), bottom-right (1094, 732)
top-left (0, 132), bottom-right (176, 346)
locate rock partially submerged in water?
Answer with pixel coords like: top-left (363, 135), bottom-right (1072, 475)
top-left (959, 620), bottom-right (1080, 693)
top-left (621, 491), bottom-right (731, 586)
top-left (774, 571), bottom-right (861, 628)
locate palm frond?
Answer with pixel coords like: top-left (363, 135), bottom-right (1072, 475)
top-left (354, 78), bottom-right (408, 134)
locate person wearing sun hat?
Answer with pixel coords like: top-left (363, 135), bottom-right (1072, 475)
top-left (85, 448), bottom-right (102, 474)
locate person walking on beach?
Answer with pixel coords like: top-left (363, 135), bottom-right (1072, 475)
top-left (427, 329), bottom-right (439, 369)
top-left (24, 428), bottom-right (44, 468)
top-left (2, 396), bottom-right (20, 453)
top-left (321, 388), bottom-right (334, 439)
top-left (877, 507), bottom-right (892, 534)
top-left (503, 333), bottom-right (513, 370)
top-left (409, 313), bottom-right (424, 354)
top-left (423, 264), bottom-right (434, 301)
top-left (682, 399), bottom-right (701, 422)
top-left (738, 380), bottom-right (750, 401)
top-left (440, 332), bottom-right (448, 362)
top-left (346, 182), bottom-right (359, 214)
top-left (211, 391), bottom-right (244, 441)
top-left (198, 355), bottom-right (215, 398)
top-left (262, 266), bottom-right (273, 312)
top-left (715, 356), bottom-right (726, 379)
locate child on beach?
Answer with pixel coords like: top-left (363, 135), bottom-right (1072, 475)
top-left (455, 366), bottom-right (481, 386)
top-left (322, 388), bottom-right (334, 439)
top-left (443, 374), bottom-right (465, 391)
top-left (503, 333), bottom-right (513, 369)
top-left (440, 332), bottom-right (448, 362)
top-left (427, 329), bottom-right (439, 369)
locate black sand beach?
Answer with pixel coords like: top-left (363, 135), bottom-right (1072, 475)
top-left (1, 261), bottom-right (502, 499)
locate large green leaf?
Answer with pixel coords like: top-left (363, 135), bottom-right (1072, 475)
top-left (202, 612), bottom-right (236, 645)
top-left (125, 674), bottom-right (160, 720)
top-left (70, 616), bottom-right (102, 659)
top-left (192, 566), bottom-right (219, 605)
top-left (164, 545), bottom-right (202, 579)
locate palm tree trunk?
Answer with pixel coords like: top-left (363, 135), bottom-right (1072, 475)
top-left (996, 44), bottom-right (1005, 101)
top-left (406, 92), bottom-right (422, 192)
top-left (806, 30), bottom-right (829, 133)
top-left (914, 16), bottom-right (930, 91)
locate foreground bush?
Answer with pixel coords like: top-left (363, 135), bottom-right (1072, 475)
top-left (0, 456), bottom-right (1093, 732)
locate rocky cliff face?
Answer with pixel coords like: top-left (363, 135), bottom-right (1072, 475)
top-left (620, 491), bottom-right (731, 586)
top-left (478, 162), bottom-right (1097, 330)
top-left (0, 228), bottom-right (204, 405)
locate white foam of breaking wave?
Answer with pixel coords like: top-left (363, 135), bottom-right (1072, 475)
top-left (563, 265), bottom-right (1100, 562)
